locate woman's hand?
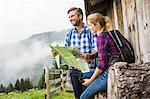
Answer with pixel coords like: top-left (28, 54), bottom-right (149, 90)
top-left (82, 68), bottom-right (102, 87)
top-left (82, 79), bottom-right (92, 86)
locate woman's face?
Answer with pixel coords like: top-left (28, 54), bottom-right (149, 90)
top-left (87, 20), bottom-right (98, 34)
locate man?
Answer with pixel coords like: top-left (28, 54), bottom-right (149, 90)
top-left (65, 7), bottom-right (97, 99)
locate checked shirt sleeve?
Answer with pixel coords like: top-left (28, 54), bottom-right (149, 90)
top-left (97, 33), bottom-right (109, 72)
top-left (65, 31), bottom-right (71, 46)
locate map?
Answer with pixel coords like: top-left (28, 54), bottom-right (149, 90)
top-left (50, 46), bottom-right (90, 73)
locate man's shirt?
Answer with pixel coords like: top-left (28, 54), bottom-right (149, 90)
top-left (65, 24), bottom-right (97, 68)
top-left (97, 32), bottom-right (120, 72)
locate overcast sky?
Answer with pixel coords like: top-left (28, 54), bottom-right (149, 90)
top-left (0, 0), bottom-right (85, 44)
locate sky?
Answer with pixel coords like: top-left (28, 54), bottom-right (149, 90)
top-left (0, 0), bottom-right (85, 44)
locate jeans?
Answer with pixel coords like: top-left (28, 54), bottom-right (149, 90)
top-left (80, 69), bottom-right (108, 99)
top-left (70, 69), bottom-right (95, 99)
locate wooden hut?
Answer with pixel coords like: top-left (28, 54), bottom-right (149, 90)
top-left (84, 0), bottom-right (150, 63)
top-left (84, 0), bottom-right (150, 98)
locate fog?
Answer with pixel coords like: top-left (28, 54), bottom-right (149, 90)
top-left (0, 40), bottom-right (52, 85)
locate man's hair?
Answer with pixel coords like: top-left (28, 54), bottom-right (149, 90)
top-left (67, 7), bottom-right (83, 19)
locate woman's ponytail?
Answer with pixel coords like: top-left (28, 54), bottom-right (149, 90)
top-left (104, 16), bottom-right (112, 31)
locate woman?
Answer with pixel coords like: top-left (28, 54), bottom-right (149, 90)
top-left (80, 13), bottom-right (121, 99)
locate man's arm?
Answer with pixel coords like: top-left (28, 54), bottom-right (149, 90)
top-left (65, 29), bottom-right (73, 46)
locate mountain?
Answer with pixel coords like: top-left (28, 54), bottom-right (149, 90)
top-left (0, 29), bottom-right (68, 85)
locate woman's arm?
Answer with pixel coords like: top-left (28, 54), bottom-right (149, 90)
top-left (82, 67), bottom-right (102, 86)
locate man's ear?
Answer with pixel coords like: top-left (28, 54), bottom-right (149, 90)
top-left (79, 15), bottom-right (82, 20)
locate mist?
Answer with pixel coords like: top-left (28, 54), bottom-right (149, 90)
top-left (0, 40), bottom-right (52, 85)
top-left (0, 29), bottom-right (67, 86)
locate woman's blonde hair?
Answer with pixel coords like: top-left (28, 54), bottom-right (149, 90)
top-left (87, 13), bottom-right (112, 31)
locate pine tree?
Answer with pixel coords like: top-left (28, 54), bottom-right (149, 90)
top-left (20, 78), bottom-right (26, 91)
top-left (15, 79), bottom-right (21, 91)
top-left (25, 78), bottom-right (33, 90)
top-left (0, 84), bottom-right (6, 93)
top-left (37, 73), bottom-right (45, 89)
top-left (6, 83), bottom-right (15, 93)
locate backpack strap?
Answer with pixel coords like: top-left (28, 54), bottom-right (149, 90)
top-left (108, 30), bottom-right (125, 61)
top-left (114, 30), bottom-right (123, 47)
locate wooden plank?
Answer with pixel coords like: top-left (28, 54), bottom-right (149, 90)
top-left (49, 76), bottom-right (67, 85)
top-left (89, 0), bottom-right (108, 15)
top-left (49, 78), bottom-right (61, 85)
top-left (121, 0), bottom-right (140, 63)
top-left (49, 69), bottom-right (61, 74)
top-left (135, 0), bottom-right (150, 63)
top-left (89, 0), bottom-right (105, 6)
top-left (50, 86), bottom-right (62, 97)
top-left (113, 0), bottom-right (119, 30)
top-left (116, 0), bottom-right (123, 32)
top-left (84, 0), bottom-right (91, 17)
top-left (44, 67), bottom-right (50, 99)
top-left (49, 69), bottom-right (67, 75)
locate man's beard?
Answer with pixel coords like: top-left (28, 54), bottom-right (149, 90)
top-left (72, 19), bottom-right (81, 26)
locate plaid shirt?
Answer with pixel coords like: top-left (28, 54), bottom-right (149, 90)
top-left (65, 24), bottom-right (98, 68)
top-left (97, 32), bottom-right (120, 72)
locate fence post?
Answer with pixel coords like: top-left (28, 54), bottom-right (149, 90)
top-left (44, 67), bottom-right (50, 99)
top-left (60, 69), bottom-right (65, 92)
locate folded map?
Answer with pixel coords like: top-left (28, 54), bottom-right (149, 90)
top-left (50, 46), bottom-right (90, 73)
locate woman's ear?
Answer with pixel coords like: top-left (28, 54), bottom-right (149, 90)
top-left (96, 22), bottom-right (101, 28)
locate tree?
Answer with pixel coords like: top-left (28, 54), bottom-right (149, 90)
top-left (15, 79), bottom-right (21, 91)
top-left (37, 73), bottom-right (45, 89)
top-left (6, 83), bottom-right (15, 93)
top-left (0, 84), bottom-right (6, 93)
top-left (20, 78), bottom-right (26, 91)
top-left (25, 78), bottom-right (33, 90)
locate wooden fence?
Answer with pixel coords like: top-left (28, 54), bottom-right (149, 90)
top-left (44, 66), bottom-right (107, 99)
top-left (44, 67), bottom-right (69, 99)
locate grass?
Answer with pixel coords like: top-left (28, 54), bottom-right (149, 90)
top-left (0, 89), bottom-right (75, 99)
top-left (51, 91), bottom-right (75, 99)
top-left (0, 89), bottom-right (45, 99)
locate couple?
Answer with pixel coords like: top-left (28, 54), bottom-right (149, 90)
top-left (65, 7), bottom-right (121, 99)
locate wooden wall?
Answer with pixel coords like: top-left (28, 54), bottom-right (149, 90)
top-left (84, 0), bottom-right (150, 63)
top-left (135, 0), bottom-right (150, 63)
top-left (111, 0), bottom-right (150, 63)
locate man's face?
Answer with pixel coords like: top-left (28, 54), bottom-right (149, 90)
top-left (68, 10), bottom-right (81, 26)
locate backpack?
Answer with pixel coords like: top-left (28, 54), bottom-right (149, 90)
top-left (109, 30), bottom-right (135, 63)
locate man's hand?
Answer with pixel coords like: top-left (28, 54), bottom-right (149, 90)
top-left (82, 53), bottom-right (91, 60)
top-left (82, 52), bottom-right (98, 60)
top-left (51, 50), bottom-right (58, 57)
top-left (71, 67), bottom-right (80, 71)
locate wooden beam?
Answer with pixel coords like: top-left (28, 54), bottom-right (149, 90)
top-left (89, 0), bottom-right (105, 6)
top-left (84, 0), bottom-right (91, 17)
top-left (89, 0), bottom-right (108, 15)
